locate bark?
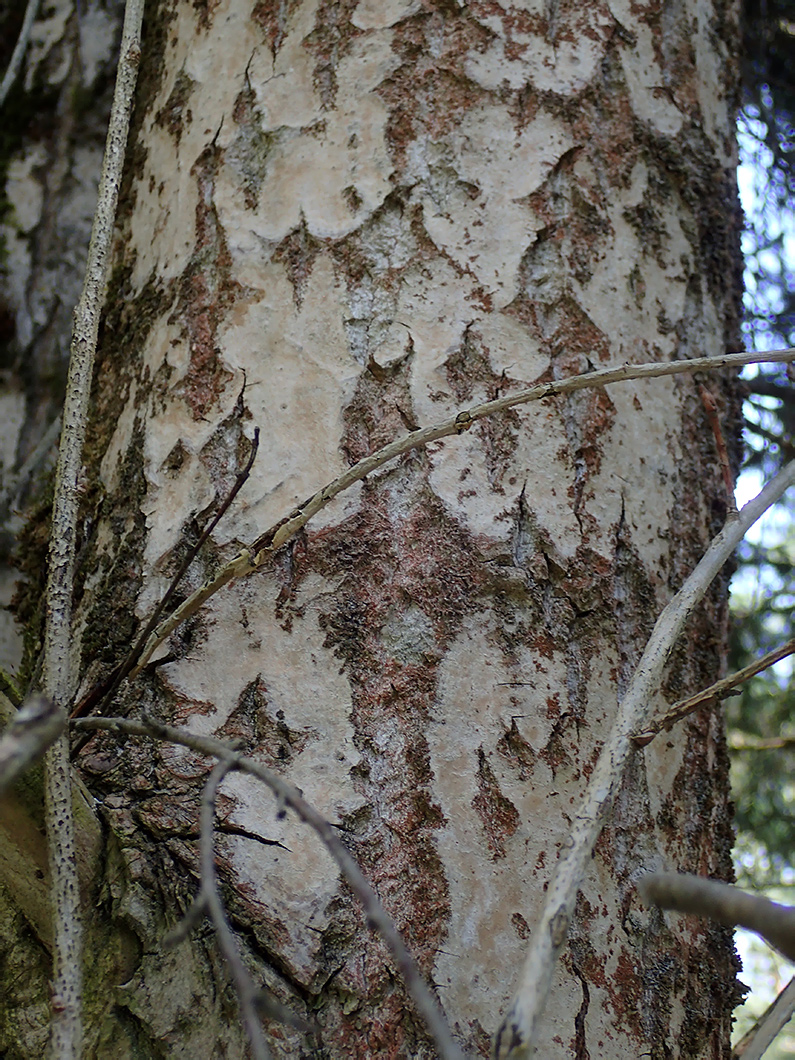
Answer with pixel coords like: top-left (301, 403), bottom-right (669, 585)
top-left (0, 0), bottom-right (124, 671)
top-left (0, 4), bottom-right (123, 1057)
top-left (3, 0), bottom-right (747, 1057)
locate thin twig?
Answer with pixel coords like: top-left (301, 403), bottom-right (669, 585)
top-left (71, 427), bottom-right (260, 720)
top-left (633, 637), bottom-right (795, 744)
top-left (0, 0), bottom-right (42, 109)
top-left (494, 458), bottom-right (795, 1059)
top-left (0, 669), bottom-right (23, 707)
top-left (71, 713), bottom-right (467, 1060)
top-left (40, 3), bottom-right (144, 1056)
top-left (733, 976), bottom-right (795, 1060)
top-left (199, 761), bottom-right (274, 1060)
top-left (729, 734), bottom-right (795, 751)
top-left (131, 348), bottom-right (795, 676)
top-left (0, 695), bottom-right (62, 796)
top-left (638, 872), bottom-right (795, 961)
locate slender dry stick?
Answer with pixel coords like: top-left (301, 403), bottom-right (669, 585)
top-left (0, 695), bottom-right (62, 796)
top-left (40, 3), bottom-right (143, 1055)
top-left (733, 976), bottom-right (795, 1060)
top-left (131, 348), bottom-right (795, 676)
top-left (634, 637), bottom-right (795, 744)
top-left (71, 427), bottom-right (260, 722)
top-left (0, 0), bottom-right (42, 109)
top-left (642, 875), bottom-right (795, 1060)
top-left (638, 872), bottom-right (795, 961)
top-left (199, 761), bottom-right (273, 1060)
top-left (189, 761), bottom-right (314, 1047)
top-left (729, 734), bottom-right (795, 751)
top-left (71, 714), bottom-right (467, 1060)
top-left (494, 458), bottom-right (795, 1060)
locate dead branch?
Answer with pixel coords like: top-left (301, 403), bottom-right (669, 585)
top-left (71, 713), bottom-right (467, 1060)
top-left (494, 458), bottom-right (795, 1060)
top-left (131, 348), bottom-right (795, 678)
top-left (71, 427), bottom-right (260, 721)
top-left (733, 976), bottom-right (795, 1060)
top-left (0, 0), bottom-right (42, 109)
top-left (634, 637), bottom-right (795, 744)
top-left (0, 695), bottom-right (62, 796)
top-left (40, 2), bottom-right (144, 1055)
top-left (638, 871), bottom-right (795, 961)
top-left (195, 760), bottom-right (274, 1060)
top-left (729, 734), bottom-right (795, 751)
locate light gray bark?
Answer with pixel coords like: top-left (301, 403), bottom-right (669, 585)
top-left (2, 1), bottom-right (752, 1057)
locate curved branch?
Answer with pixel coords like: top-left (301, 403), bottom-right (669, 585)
top-left (0, 695), bottom-right (62, 796)
top-left (639, 872), bottom-right (795, 961)
top-left (733, 977), bottom-right (795, 1060)
top-left (198, 761), bottom-right (274, 1060)
top-left (0, 0), bottom-right (41, 109)
top-left (494, 458), bottom-right (795, 1059)
top-left (131, 348), bottom-right (795, 676)
top-left (634, 636), bottom-right (795, 743)
top-left (71, 714), bottom-right (467, 1060)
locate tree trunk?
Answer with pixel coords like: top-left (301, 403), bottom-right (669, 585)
top-left (0, 0), bottom-right (123, 672)
top-left (4, 1), bottom-right (746, 1057)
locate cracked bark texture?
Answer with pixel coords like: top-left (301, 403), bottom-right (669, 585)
top-left (5, 0), bottom-right (746, 1057)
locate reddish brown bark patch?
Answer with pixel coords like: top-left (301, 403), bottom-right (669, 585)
top-left (379, 11), bottom-right (492, 173)
top-left (306, 478), bottom-right (488, 1017)
top-left (472, 747), bottom-right (520, 859)
top-left (170, 145), bottom-right (241, 418)
top-left (154, 69), bottom-right (195, 144)
top-left (305, 0), bottom-right (363, 108)
top-left (274, 223), bottom-right (324, 309)
top-left (252, 0), bottom-right (302, 57)
top-left (443, 325), bottom-right (524, 490)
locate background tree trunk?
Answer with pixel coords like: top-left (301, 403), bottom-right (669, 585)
top-left (3, 1), bottom-right (746, 1057)
top-left (0, 3), bottom-right (122, 1055)
top-left (0, 0), bottom-right (123, 672)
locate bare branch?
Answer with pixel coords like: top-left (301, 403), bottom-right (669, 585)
top-left (72, 427), bottom-right (260, 721)
top-left (729, 734), bottom-right (795, 752)
top-left (163, 895), bottom-right (208, 948)
top-left (0, 695), bottom-right (62, 796)
top-left (41, 3), bottom-right (144, 1055)
top-left (132, 348), bottom-right (795, 676)
top-left (71, 713), bottom-right (467, 1060)
top-left (733, 977), bottom-right (795, 1060)
top-left (0, 0), bottom-right (42, 109)
top-left (198, 760), bottom-right (274, 1060)
top-left (638, 872), bottom-right (795, 962)
top-left (494, 458), bottom-right (795, 1059)
top-left (634, 637), bottom-right (795, 744)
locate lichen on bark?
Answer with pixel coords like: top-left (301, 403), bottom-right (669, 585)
top-left (3, 0), bottom-right (748, 1056)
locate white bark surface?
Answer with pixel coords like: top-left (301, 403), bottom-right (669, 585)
top-left (32, 0), bottom-right (747, 1055)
